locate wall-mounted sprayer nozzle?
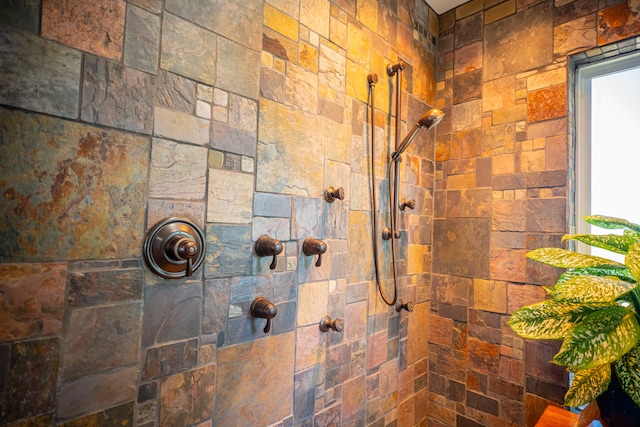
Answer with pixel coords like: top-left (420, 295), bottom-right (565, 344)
top-left (391, 108), bottom-right (445, 161)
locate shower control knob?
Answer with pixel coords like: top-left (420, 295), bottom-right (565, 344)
top-left (396, 300), bottom-right (414, 313)
top-left (319, 315), bottom-right (343, 333)
top-left (324, 186), bottom-right (345, 203)
top-left (303, 237), bottom-right (327, 267)
top-left (251, 297), bottom-right (277, 334)
top-left (255, 235), bottom-right (283, 270)
top-left (399, 198), bottom-right (416, 211)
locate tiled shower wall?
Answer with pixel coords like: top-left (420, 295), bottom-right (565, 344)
top-left (431, 0), bottom-right (640, 426)
top-left (0, 0), bottom-right (439, 426)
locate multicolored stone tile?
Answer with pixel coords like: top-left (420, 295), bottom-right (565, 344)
top-left (0, 28), bottom-right (81, 119)
top-left (123, 4), bottom-right (161, 74)
top-left (41, 0), bottom-right (125, 60)
top-left (0, 264), bottom-right (66, 342)
top-left (160, 364), bottom-right (216, 426)
top-left (0, 109), bottom-right (149, 262)
top-left (598, 1), bottom-right (640, 45)
top-left (214, 333), bottom-right (294, 426)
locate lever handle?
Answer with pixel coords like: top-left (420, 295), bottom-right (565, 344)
top-left (319, 315), bottom-right (344, 332)
top-left (255, 235), bottom-right (283, 270)
top-left (250, 297), bottom-right (277, 334)
top-left (399, 198), bottom-right (416, 211)
top-left (165, 236), bottom-right (198, 277)
top-left (324, 186), bottom-right (345, 203)
top-left (303, 237), bottom-right (327, 267)
top-left (396, 300), bottom-right (414, 313)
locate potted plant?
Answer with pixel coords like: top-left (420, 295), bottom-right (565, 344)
top-left (508, 215), bottom-right (640, 425)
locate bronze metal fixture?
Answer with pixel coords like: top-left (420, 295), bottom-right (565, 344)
top-left (399, 198), bottom-right (416, 211)
top-left (396, 300), bottom-right (414, 313)
top-left (250, 297), bottom-right (277, 333)
top-left (319, 315), bottom-right (343, 332)
top-left (302, 237), bottom-right (327, 267)
top-left (143, 217), bottom-right (205, 279)
top-left (324, 186), bottom-right (345, 203)
top-left (387, 61), bottom-right (405, 76)
top-left (254, 235), bottom-right (283, 270)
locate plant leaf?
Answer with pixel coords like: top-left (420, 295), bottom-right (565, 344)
top-left (585, 215), bottom-right (640, 233)
top-left (562, 233), bottom-right (638, 255)
top-left (527, 248), bottom-right (623, 268)
top-left (553, 307), bottom-right (640, 369)
top-left (614, 343), bottom-right (640, 408)
top-left (557, 266), bottom-right (636, 285)
top-left (564, 364), bottom-right (611, 407)
top-left (508, 300), bottom-right (595, 339)
top-left (626, 242), bottom-right (640, 283)
top-left (549, 276), bottom-right (637, 304)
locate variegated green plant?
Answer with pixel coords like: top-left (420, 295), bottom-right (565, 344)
top-left (508, 215), bottom-right (640, 408)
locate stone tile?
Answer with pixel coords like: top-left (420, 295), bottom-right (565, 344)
top-left (204, 224), bottom-right (253, 278)
top-left (202, 278), bottom-right (229, 337)
top-left (166, 0), bottom-right (262, 51)
top-left (142, 282), bottom-right (202, 348)
top-left (161, 12), bottom-right (216, 85)
top-left (491, 199), bottom-right (526, 232)
top-left (554, 15), bottom-right (597, 56)
top-left (483, 75), bottom-right (515, 112)
top-left (407, 302), bottom-right (430, 365)
top-left (526, 198), bottom-right (566, 233)
top-left (300, 0), bottom-right (330, 38)
top-left (154, 107), bottom-right (210, 145)
top-left (454, 41), bottom-right (483, 76)
top-left (472, 279), bottom-right (507, 313)
top-left (265, 3), bottom-right (299, 41)
top-left (155, 70), bottom-right (197, 114)
top-left (598, 2), bottom-right (640, 45)
top-left (62, 303), bottom-right (140, 381)
top-left (468, 338), bottom-right (500, 375)
top-left (0, 28), bottom-right (81, 119)
top-left (452, 99), bottom-right (482, 131)
top-left (455, 12), bottom-right (483, 48)
top-left (149, 138), bottom-right (208, 200)
top-left (124, 4), bottom-right (160, 74)
top-left (160, 365), bottom-right (215, 426)
top-left (68, 265), bottom-right (143, 307)
top-left (254, 192), bottom-right (292, 217)
top-left (41, 0), bottom-right (125, 60)
top-left (484, 1), bottom-right (553, 80)
top-left (263, 27), bottom-right (300, 62)
top-left (142, 339), bottom-right (198, 380)
top-left (215, 333), bottom-right (294, 427)
top-left (58, 369), bottom-right (137, 419)
top-left (0, 0), bottom-right (40, 33)
top-left (555, 0), bottom-right (597, 26)
top-left (207, 169), bottom-right (254, 224)
top-left (0, 109), bottom-right (149, 262)
top-left (286, 62), bottom-right (319, 114)
top-left (210, 122), bottom-right (258, 157)
top-left (1, 338), bottom-right (59, 423)
top-left (58, 402), bottom-right (134, 427)
top-left (315, 403), bottom-right (342, 427)
top-left (296, 324), bottom-right (326, 371)
top-left (252, 217), bottom-right (291, 242)
top-left (257, 99), bottom-right (325, 197)
top-left (319, 43), bottom-right (346, 93)
top-left (433, 219), bottom-right (490, 278)
top-left (81, 55), bottom-right (155, 134)
top-left (229, 94), bottom-right (259, 133)
top-left (485, 0), bottom-right (516, 25)
top-left (343, 375), bottom-right (366, 420)
top-left (527, 83), bottom-right (567, 122)
top-left (129, 0), bottom-right (162, 13)
top-left (261, 67), bottom-right (287, 103)
top-left (453, 70), bottom-right (482, 104)
top-left (217, 36), bottom-right (261, 100)
top-left (0, 264), bottom-right (66, 342)
top-left (147, 200), bottom-right (206, 231)
top-left (298, 281), bottom-right (329, 326)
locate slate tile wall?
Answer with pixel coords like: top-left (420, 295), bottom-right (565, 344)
top-left (0, 0), bottom-right (438, 426)
top-left (433, 1), bottom-right (640, 426)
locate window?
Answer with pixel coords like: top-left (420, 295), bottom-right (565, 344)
top-left (575, 51), bottom-right (640, 260)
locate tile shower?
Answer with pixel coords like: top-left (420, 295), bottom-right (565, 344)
top-left (1, 0), bottom-right (639, 426)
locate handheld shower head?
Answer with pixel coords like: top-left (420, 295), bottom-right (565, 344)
top-left (391, 108), bottom-right (444, 161)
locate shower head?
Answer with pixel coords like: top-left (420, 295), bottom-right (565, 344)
top-left (391, 108), bottom-right (445, 161)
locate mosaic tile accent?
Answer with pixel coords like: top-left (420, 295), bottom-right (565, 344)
top-left (0, 264), bottom-right (66, 342)
top-left (214, 333), bottom-right (294, 427)
top-left (0, 28), bottom-right (81, 119)
top-left (41, 0), bottom-right (125, 60)
top-left (0, 109), bottom-right (149, 262)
